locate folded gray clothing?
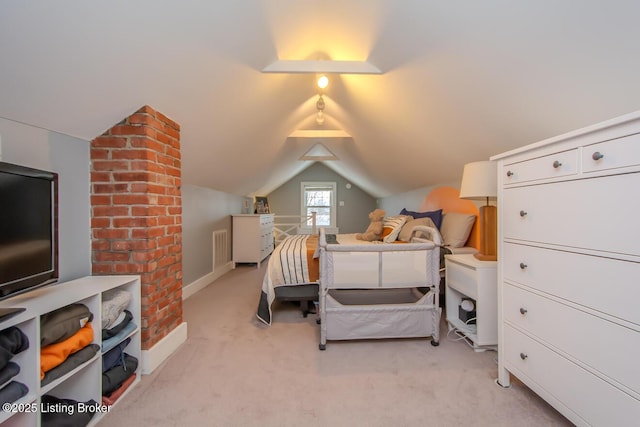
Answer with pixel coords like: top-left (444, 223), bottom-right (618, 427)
top-left (0, 362), bottom-right (20, 389)
top-left (0, 381), bottom-right (28, 406)
top-left (101, 289), bottom-right (132, 329)
top-left (102, 310), bottom-right (133, 340)
top-left (41, 344), bottom-right (100, 387)
top-left (41, 303), bottom-right (93, 347)
top-left (0, 327), bottom-right (29, 371)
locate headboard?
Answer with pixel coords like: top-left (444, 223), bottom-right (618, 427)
top-left (419, 186), bottom-right (480, 250)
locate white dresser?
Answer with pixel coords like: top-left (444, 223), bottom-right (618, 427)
top-left (492, 111), bottom-right (640, 426)
top-left (232, 214), bottom-right (274, 268)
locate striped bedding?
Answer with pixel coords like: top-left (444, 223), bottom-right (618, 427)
top-left (256, 234), bottom-right (319, 325)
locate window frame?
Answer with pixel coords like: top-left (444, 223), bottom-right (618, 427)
top-left (300, 181), bottom-right (337, 230)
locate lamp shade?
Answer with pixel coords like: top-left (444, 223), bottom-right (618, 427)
top-left (459, 160), bottom-right (497, 200)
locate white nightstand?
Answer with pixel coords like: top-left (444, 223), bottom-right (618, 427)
top-left (445, 254), bottom-right (497, 351)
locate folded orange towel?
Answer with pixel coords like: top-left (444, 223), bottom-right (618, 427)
top-left (40, 323), bottom-right (94, 380)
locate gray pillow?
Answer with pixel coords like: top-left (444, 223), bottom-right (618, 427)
top-left (440, 213), bottom-right (476, 248)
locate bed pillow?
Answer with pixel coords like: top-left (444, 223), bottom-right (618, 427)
top-left (440, 212), bottom-right (476, 248)
top-left (381, 215), bottom-right (409, 243)
top-left (399, 208), bottom-right (443, 229)
top-left (397, 217), bottom-right (439, 242)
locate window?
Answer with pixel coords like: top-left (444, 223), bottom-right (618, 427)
top-left (301, 182), bottom-right (336, 229)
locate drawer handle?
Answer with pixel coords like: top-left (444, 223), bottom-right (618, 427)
top-left (519, 307), bottom-right (528, 315)
top-left (506, 170), bottom-right (514, 177)
top-left (552, 160), bottom-right (562, 168)
top-left (520, 352), bottom-right (528, 360)
top-left (592, 151), bottom-right (604, 161)
top-left (519, 262), bottom-right (527, 270)
top-left (519, 210), bottom-right (527, 217)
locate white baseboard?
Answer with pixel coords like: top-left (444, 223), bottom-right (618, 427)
top-left (182, 261), bottom-right (233, 300)
top-left (141, 322), bottom-right (188, 374)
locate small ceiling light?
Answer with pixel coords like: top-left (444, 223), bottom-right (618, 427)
top-left (317, 75), bottom-right (329, 90)
top-left (316, 94), bottom-right (325, 125)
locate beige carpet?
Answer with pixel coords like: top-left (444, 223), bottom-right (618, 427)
top-left (98, 264), bottom-right (572, 427)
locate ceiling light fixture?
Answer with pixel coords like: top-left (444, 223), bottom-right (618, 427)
top-left (315, 75), bottom-right (329, 125)
top-left (317, 75), bottom-right (329, 90)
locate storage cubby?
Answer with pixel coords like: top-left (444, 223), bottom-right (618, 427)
top-left (0, 275), bottom-right (141, 426)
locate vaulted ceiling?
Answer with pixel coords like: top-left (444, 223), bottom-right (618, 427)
top-left (2, 1), bottom-right (640, 198)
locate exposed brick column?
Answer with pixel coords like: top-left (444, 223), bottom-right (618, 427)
top-left (90, 105), bottom-right (182, 350)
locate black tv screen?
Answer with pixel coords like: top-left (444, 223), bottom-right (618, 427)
top-left (0, 161), bottom-right (58, 300)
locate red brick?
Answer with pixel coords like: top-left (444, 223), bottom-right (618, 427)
top-left (130, 137), bottom-right (165, 153)
top-left (91, 171), bottom-right (111, 182)
top-left (91, 217), bottom-right (111, 228)
top-left (91, 195), bottom-right (112, 205)
top-left (93, 183), bottom-right (129, 194)
top-left (90, 149), bottom-right (109, 160)
top-left (93, 228), bottom-right (130, 239)
top-left (113, 217), bottom-right (158, 228)
top-left (112, 194), bottom-right (156, 205)
top-left (93, 160), bottom-right (130, 172)
top-left (92, 264), bottom-right (113, 274)
top-left (113, 172), bottom-right (153, 183)
top-left (112, 150), bottom-right (157, 162)
top-left (113, 263), bottom-right (145, 274)
top-left (93, 206), bottom-right (130, 217)
top-left (92, 136), bottom-right (127, 148)
top-left (112, 239), bottom-right (156, 251)
top-left (132, 206), bottom-right (166, 216)
top-left (156, 111), bottom-right (180, 130)
top-left (95, 252), bottom-right (131, 262)
top-left (110, 124), bottom-right (155, 137)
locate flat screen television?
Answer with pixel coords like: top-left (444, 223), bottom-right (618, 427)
top-left (0, 161), bottom-right (58, 300)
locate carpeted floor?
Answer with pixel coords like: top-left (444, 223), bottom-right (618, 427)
top-left (98, 264), bottom-right (572, 426)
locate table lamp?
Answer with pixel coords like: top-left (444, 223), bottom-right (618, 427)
top-left (459, 160), bottom-right (497, 261)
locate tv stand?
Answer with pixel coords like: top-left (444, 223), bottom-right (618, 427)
top-left (0, 275), bottom-right (141, 426)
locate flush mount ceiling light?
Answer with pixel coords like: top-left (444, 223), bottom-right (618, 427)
top-left (261, 60), bottom-right (383, 75)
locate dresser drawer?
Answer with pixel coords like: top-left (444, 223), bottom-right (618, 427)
top-left (504, 284), bottom-right (639, 396)
top-left (503, 149), bottom-right (578, 184)
top-left (504, 325), bottom-right (640, 425)
top-left (502, 173), bottom-right (640, 256)
top-left (260, 214), bottom-right (274, 228)
top-left (582, 132), bottom-right (640, 173)
top-left (503, 243), bottom-right (640, 326)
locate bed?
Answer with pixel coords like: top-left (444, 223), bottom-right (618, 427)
top-left (255, 186), bottom-right (480, 329)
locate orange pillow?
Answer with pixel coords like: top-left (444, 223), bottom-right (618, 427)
top-left (40, 323), bottom-right (94, 379)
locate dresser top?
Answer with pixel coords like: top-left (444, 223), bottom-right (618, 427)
top-left (491, 110), bottom-right (640, 160)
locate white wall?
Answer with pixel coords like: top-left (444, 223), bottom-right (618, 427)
top-left (0, 117), bottom-right (91, 282)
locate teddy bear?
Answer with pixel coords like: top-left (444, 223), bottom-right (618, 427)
top-left (355, 208), bottom-right (386, 241)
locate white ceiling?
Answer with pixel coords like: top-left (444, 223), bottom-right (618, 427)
top-left (2, 1), bottom-right (640, 198)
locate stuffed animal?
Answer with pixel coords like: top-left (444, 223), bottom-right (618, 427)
top-left (355, 208), bottom-right (386, 241)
